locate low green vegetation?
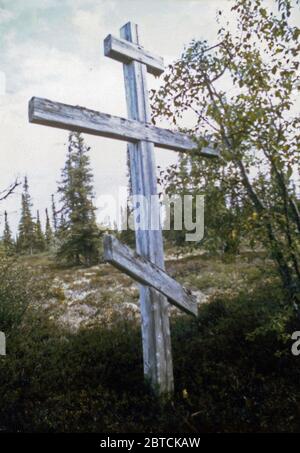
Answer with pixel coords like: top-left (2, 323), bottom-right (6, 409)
top-left (0, 250), bottom-right (299, 433)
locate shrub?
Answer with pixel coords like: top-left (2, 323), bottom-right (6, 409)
top-left (0, 280), bottom-right (299, 432)
top-left (0, 255), bottom-right (45, 336)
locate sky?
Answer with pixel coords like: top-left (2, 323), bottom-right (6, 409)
top-left (0, 0), bottom-right (299, 234)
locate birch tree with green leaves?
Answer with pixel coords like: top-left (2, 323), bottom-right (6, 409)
top-left (152, 0), bottom-right (300, 305)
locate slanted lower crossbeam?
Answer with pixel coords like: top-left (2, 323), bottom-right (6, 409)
top-left (104, 235), bottom-right (198, 317)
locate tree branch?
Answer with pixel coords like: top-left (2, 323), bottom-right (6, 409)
top-left (0, 180), bottom-right (20, 201)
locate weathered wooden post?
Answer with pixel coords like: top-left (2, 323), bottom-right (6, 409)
top-left (119, 22), bottom-right (173, 394)
top-left (28, 22), bottom-right (219, 396)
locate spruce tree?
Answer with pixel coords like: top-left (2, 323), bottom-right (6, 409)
top-left (2, 211), bottom-right (15, 255)
top-left (17, 177), bottom-right (35, 255)
top-left (34, 210), bottom-right (46, 252)
top-left (57, 132), bottom-right (100, 265)
top-left (118, 204), bottom-right (135, 247)
top-left (118, 148), bottom-right (135, 247)
top-left (51, 194), bottom-right (58, 234)
top-left (45, 208), bottom-right (53, 249)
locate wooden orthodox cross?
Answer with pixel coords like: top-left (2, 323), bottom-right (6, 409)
top-left (29, 22), bottom-right (219, 396)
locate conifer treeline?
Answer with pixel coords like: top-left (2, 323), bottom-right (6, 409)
top-left (1, 176), bottom-right (54, 256)
top-left (1, 133), bottom-right (102, 265)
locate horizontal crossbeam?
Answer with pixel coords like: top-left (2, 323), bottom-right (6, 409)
top-left (29, 97), bottom-right (219, 157)
top-left (104, 34), bottom-right (164, 77)
top-left (103, 234), bottom-right (198, 317)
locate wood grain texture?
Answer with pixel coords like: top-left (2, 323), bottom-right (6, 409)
top-left (120, 22), bottom-right (174, 395)
top-left (29, 97), bottom-right (219, 157)
top-left (0, 332), bottom-right (5, 356)
top-left (104, 34), bottom-right (164, 77)
top-left (104, 234), bottom-right (198, 317)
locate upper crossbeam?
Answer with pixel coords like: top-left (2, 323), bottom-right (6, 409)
top-left (104, 33), bottom-right (164, 77)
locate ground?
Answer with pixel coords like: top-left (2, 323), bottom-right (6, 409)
top-left (18, 248), bottom-right (275, 332)
top-left (2, 247), bottom-right (299, 433)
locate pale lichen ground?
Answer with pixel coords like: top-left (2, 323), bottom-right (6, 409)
top-left (21, 250), bottom-right (273, 331)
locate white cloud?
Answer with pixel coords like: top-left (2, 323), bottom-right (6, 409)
top-left (0, 7), bottom-right (15, 24)
top-left (72, 9), bottom-right (104, 37)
